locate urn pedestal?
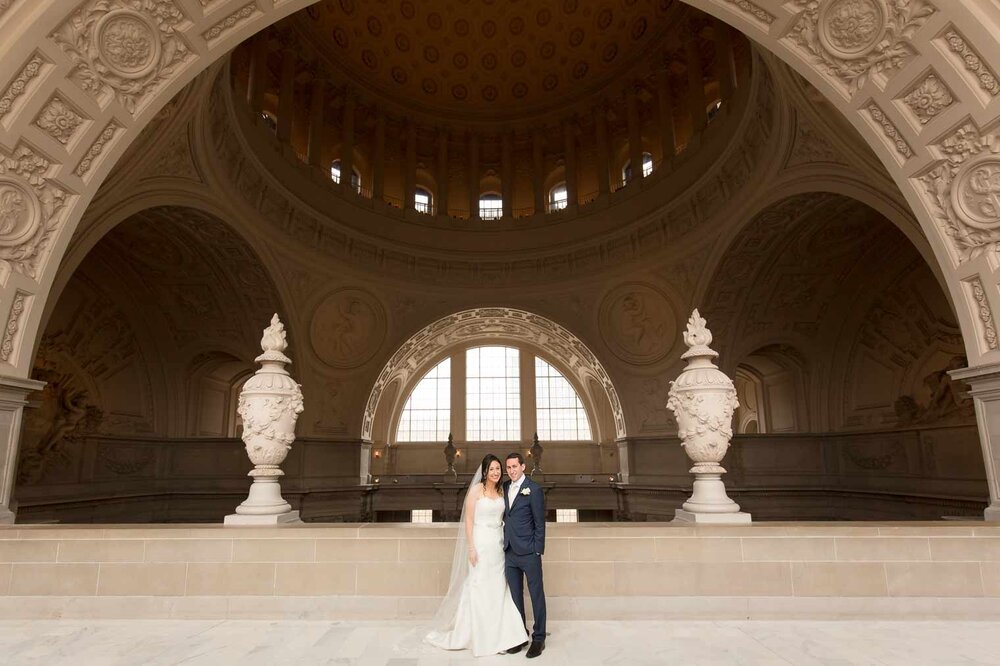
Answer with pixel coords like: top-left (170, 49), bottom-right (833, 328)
top-left (225, 314), bottom-right (304, 526)
top-left (666, 310), bottom-right (751, 524)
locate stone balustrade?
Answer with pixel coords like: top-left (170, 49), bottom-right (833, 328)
top-left (0, 523), bottom-right (999, 620)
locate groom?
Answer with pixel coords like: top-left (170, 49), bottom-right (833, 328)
top-left (503, 452), bottom-right (546, 659)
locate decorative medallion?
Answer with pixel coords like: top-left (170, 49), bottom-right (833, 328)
top-left (0, 145), bottom-right (67, 280)
top-left (50, 0), bottom-right (191, 114)
top-left (0, 178), bottom-right (41, 248)
top-left (310, 288), bottom-right (386, 368)
top-left (786, 0), bottom-right (934, 94)
top-left (95, 10), bottom-right (162, 79)
top-left (818, 0), bottom-right (886, 60)
top-left (599, 283), bottom-right (676, 365)
top-left (952, 158), bottom-right (1000, 230)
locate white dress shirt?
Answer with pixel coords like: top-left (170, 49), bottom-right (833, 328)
top-left (508, 477), bottom-right (524, 507)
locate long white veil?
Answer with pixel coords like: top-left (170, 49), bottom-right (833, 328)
top-left (425, 466), bottom-right (483, 638)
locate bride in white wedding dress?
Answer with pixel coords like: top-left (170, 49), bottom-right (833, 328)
top-left (425, 455), bottom-right (529, 657)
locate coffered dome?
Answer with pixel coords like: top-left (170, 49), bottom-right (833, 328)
top-left (295, 0), bottom-right (683, 120)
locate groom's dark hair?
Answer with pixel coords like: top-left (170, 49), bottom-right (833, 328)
top-left (505, 452), bottom-right (524, 465)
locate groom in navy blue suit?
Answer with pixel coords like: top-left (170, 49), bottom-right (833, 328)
top-left (503, 452), bottom-right (546, 659)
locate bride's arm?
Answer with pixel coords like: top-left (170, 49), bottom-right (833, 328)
top-left (464, 484), bottom-right (481, 566)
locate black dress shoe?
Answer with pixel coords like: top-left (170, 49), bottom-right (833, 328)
top-left (526, 640), bottom-right (545, 658)
top-left (507, 641), bottom-right (529, 654)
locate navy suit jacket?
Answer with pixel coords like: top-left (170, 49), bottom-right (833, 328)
top-left (503, 476), bottom-right (545, 556)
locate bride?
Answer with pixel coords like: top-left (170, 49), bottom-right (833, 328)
top-left (425, 454), bottom-right (529, 657)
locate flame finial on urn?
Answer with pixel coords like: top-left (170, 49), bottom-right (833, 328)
top-left (680, 308), bottom-right (718, 360)
top-left (256, 313), bottom-right (293, 365)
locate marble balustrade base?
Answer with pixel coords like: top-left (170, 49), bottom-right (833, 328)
top-left (1, 522), bottom-right (1000, 620)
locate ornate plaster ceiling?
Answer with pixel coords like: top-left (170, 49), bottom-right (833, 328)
top-left (90, 207), bottom-right (282, 355)
top-left (293, 0), bottom-right (682, 118)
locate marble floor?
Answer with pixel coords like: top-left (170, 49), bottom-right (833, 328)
top-left (0, 620), bottom-right (998, 665)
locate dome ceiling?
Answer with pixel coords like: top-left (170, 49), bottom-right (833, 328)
top-left (294, 0), bottom-right (682, 119)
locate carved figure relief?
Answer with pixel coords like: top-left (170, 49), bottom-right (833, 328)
top-left (19, 368), bottom-right (103, 484)
top-left (599, 283), bottom-right (676, 365)
top-left (310, 288), bottom-right (386, 368)
top-left (894, 355), bottom-right (973, 425)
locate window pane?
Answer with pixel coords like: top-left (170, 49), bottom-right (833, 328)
top-left (548, 184), bottom-right (567, 212)
top-left (479, 195), bottom-right (503, 220)
top-left (642, 153), bottom-right (653, 178)
top-left (396, 358), bottom-right (451, 442)
top-left (415, 189), bottom-right (432, 214)
top-left (466, 346), bottom-right (520, 441)
top-left (535, 357), bottom-right (593, 441)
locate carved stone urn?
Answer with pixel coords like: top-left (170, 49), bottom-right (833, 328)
top-left (225, 314), bottom-right (304, 525)
top-left (666, 309), bottom-right (751, 524)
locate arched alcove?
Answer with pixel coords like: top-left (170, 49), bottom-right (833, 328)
top-left (14, 206), bottom-right (289, 522)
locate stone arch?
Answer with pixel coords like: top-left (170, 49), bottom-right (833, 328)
top-left (1, 0), bottom-right (998, 377)
top-left (363, 307), bottom-right (626, 444)
top-left (29, 204), bottom-right (292, 444)
top-left (39, 186), bottom-right (295, 345)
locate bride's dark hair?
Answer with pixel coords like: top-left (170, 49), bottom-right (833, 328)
top-left (479, 454), bottom-right (503, 494)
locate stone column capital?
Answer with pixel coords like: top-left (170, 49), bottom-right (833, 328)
top-left (0, 375), bottom-right (45, 403)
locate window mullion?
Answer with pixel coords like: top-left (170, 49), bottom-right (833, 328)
top-left (452, 351), bottom-right (466, 443)
top-left (520, 349), bottom-right (536, 443)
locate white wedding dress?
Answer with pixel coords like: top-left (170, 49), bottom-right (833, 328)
top-left (425, 496), bottom-right (529, 657)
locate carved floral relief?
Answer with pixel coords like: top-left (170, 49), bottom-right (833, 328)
top-left (920, 122), bottom-right (1000, 260)
top-left (787, 0), bottom-right (935, 95)
top-left (0, 145), bottom-right (68, 282)
top-left (51, 0), bottom-right (192, 114)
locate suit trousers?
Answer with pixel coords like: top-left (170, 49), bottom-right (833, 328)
top-left (504, 551), bottom-right (546, 642)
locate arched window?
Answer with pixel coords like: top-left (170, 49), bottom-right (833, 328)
top-left (395, 358), bottom-right (451, 442)
top-left (415, 187), bottom-right (433, 214)
top-left (622, 152), bottom-right (654, 184)
top-left (548, 183), bottom-right (568, 212)
top-left (479, 193), bottom-right (503, 220)
top-left (392, 344), bottom-right (595, 444)
top-left (535, 357), bottom-right (592, 440)
top-left (330, 159), bottom-right (361, 193)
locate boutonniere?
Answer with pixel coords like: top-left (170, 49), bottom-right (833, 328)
top-left (520, 488), bottom-right (531, 496)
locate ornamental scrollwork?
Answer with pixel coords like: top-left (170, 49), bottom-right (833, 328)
top-left (920, 123), bottom-right (1000, 261)
top-left (0, 145), bottom-right (68, 280)
top-left (787, 0), bottom-right (935, 95)
top-left (51, 0), bottom-right (192, 115)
